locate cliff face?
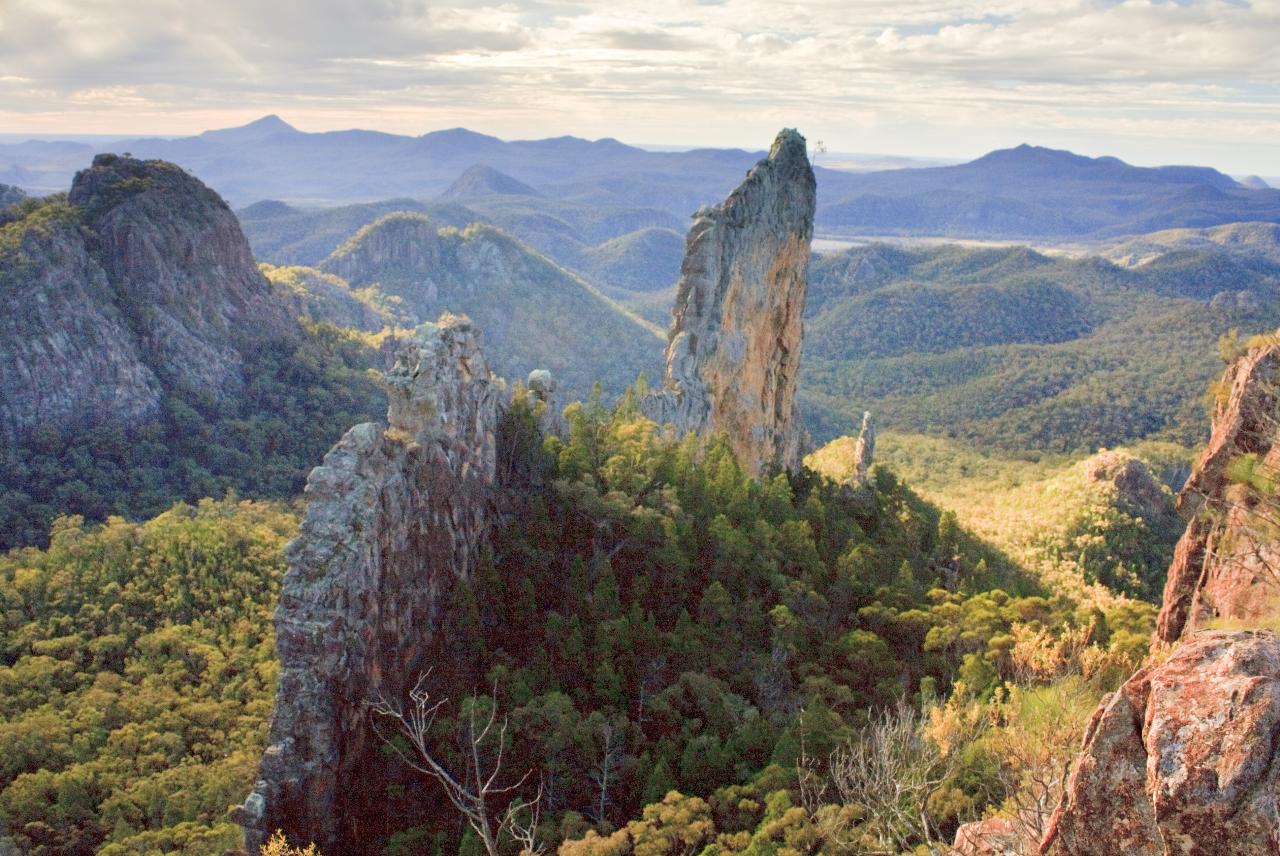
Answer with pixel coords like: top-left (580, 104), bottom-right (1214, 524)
top-left (644, 129), bottom-right (816, 476)
top-left (1042, 630), bottom-right (1280, 856)
top-left (0, 155), bottom-right (295, 442)
top-left (240, 315), bottom-right (502, 852)
top-left (0, 211), bottom-right (161, 441)
top-left (1155, 340), bottom-right (1280, 642)
top-left (70, 154), bottom-right (295, 396)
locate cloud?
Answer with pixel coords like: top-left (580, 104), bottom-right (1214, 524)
top-left (0, 0), bottom-right (1276, 172)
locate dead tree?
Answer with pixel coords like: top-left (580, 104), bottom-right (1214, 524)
top-left (371, 673), bottom-right (544, 856)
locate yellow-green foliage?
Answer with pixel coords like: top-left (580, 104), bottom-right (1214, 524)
top-left (261, 830), bottom-right (322, 856)
top-left (0, 499), bottom-right (296, 854)
top-left (849, 432), bottom-right (1189, 604)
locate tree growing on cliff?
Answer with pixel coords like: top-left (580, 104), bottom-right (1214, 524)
top-left (372, 673), bottom-right (545, 856)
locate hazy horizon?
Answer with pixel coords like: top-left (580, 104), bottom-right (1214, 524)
top-left (2, 0), bottom-right (1278, 176)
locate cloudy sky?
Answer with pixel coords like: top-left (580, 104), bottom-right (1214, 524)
top-left (1, 0), bottom-right (1277, 173)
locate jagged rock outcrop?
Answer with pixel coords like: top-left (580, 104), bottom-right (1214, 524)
top-left (1041, 630), bottom-right (1280, 856)
top-left (1082, 449), bottom-right (1174, 521)
top-left (240, 315), bottom-right (502, 852)
top-left (1155, 340), bottom-right (1280, 643)
top-left (0, 154), bottom-right (296, 442)
top-left (953, 817), bottom-right (1020, 855)
top-left (69, 154), bottom-right (295, 395)
top-left (643, 129), bottom-right (816, 477)
top-left (0, 208), bottom-right (162, 441)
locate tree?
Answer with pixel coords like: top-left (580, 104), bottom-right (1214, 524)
top-left (372, 673), bottom-right (545, 856)
top-left (799, 700), bottom-right (966, 854)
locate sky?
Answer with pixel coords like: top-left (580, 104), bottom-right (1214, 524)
top-left (1, 0), bottom-right (1278, 175)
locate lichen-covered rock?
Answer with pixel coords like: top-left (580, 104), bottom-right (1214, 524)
top-left (953, 817), bottom-right (1021, 855)
top-left (1156, 341), bottom-right (1280, 642)
top-left (1041, 630), bottom-right (1280, 856)
top-left (0, 212), bottom-right (161, 441)
top-left (644, 129), bottom-right (816, 477)
top-left (240, 315), bottom-right (501, 853)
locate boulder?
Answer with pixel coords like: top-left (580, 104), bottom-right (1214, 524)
top-left (1041, 630), bottom-right (1280, 856)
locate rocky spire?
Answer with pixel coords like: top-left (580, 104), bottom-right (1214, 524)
top-left (1155, 338), bottom-right (1280, 643)
top-left (851, 411), bottom-right (876, 484)
top-left (644, 129), bottom-right (816, 477)
top-left (238, 315), bottom-right (502, 852)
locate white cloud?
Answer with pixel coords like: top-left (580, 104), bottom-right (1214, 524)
top-left (0, 0), bottom-right (1276, 171)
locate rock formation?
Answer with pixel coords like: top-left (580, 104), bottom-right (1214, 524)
top-left (953, 817), bottom-right (1020, 855)
top-left (1155, 339), bottom-right (1280, 643)
top-left (0, 154), bottom-right (295, 442)
top-left (851, 411), bottom-right (876, 484)
top-left (643, 128), bottom-right (816, 477)
top-left (239, 315), bottom-right (502, 852)
top-left (1041, 630), bottom-right (1280, 856)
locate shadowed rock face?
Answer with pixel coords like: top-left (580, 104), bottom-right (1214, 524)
top-left (644, 128), bottom-right (816, 477)
top-left (1156, 341), bottom-right (1280, 643)
top-left (0, 154), bottom-right (294, 442)
top-left (239, 316), bottom-right (502, 852)
top-left (1041, 630), bottom-right (1280, 856)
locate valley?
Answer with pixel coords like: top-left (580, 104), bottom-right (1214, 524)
top-left (1, 120), bottom-right (1279, 856)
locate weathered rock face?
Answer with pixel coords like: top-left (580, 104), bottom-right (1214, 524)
top-left (70, 154), bottom-right (295, 395)
top-left (0, 213), bottom-right (162, 441)
top-left (1041, 630), bottom-right (1280, 856)
top-left (953, 817), bottom-right (1021, 855)
top-left (0, 155), bottom-right (296, 442)
top-left (643, 129), bottom-right (816, 477)
top-left (240, 315), bottom-right (502, 853)
top-left (1156, 341), bottom-right (1280, 643)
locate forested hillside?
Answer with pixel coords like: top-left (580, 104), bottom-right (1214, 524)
top-left (801, 243), bottom-right (1280, 451)
top-left (0, 499), bottom-right (295, 853)
top-left (0, 392), bottom-right (1156, 855)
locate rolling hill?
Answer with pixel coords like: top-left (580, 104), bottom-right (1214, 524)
top-left (318, 212), bottom-right (665, 397)
top-left (800, 241), bottom-right (1280, 453)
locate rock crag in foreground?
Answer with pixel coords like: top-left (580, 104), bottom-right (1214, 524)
top-left (1041, 630), bottom-right (1280, 856)
top-left (1155, 339), bottom-right (1280, 643)
top-left (239, 316), bottom-right (502, 852)
top-left (644, 128), bottom-right (816, 477)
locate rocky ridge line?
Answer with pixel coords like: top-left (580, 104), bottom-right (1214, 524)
top-left (1156, 338), bottom-right (1280, 642)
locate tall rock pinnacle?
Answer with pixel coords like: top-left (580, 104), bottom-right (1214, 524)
top-left (644, 128), bottom-right (816, 476)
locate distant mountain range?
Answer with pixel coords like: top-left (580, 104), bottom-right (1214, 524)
top-left (4, 116), bottom-right (1279, 242)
